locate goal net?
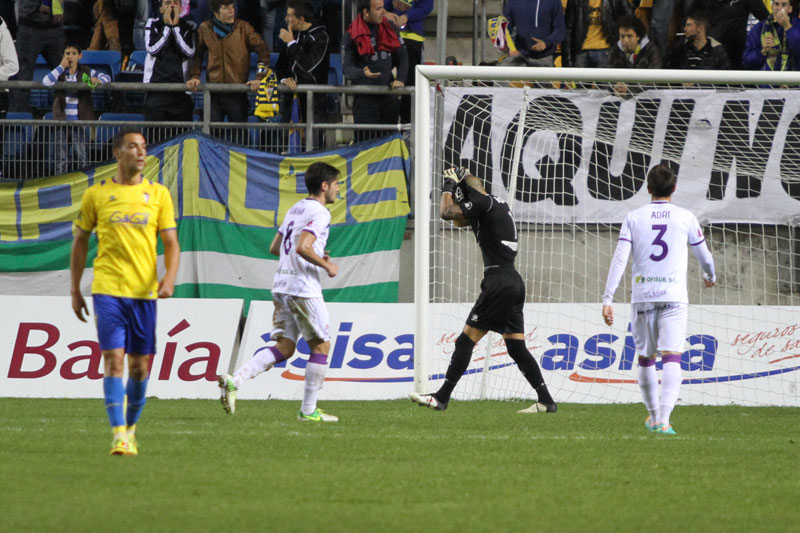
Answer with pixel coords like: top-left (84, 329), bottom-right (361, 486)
top-left (413, 66), bottom-right (800, 407)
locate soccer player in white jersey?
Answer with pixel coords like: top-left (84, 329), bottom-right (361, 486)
top-left (217, 162), bottom-right (341, 422)
top-left (602, 165), bottom-right (716, 435)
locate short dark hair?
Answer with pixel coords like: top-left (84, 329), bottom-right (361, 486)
top-left (357, 0), bottom-right (372, 17)
top-left (63, 42), bottom-right (82, 54)
top-left (617, 14), bottom-right (646, 39)
top-left (287, 0), bottom-right (314, 22)
top-left (686, 10), bottom-right (709, 31)
top-left (305, 162), bottom-right (340, 195)
top-left (210, 0), bottom-right (234, 15)
top-left (112, 128), bottom-right (145, 151)
top-left (647, 164), bottom-right (677, 197)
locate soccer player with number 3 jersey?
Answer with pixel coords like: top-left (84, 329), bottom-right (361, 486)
top-left (603, 165), bottom-right (716, 435)
top-left (71, 128), bottom-right (180, 456)
top-left (217, 162), bottom-right (341, 422)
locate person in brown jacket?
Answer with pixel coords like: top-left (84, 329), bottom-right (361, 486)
top-left (186, 0), bottom-right (270, 132)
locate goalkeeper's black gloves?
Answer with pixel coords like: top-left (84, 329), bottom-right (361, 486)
top-left (442, 167), bottom-right (468, 195)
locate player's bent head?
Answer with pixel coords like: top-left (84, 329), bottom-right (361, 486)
top-left (647, 164), bottom-right (677, 198)
top-left (112, 127), bottom-right (146, 152)
top-left (305, 162), bottom-right (340, 195)
top-left (463, 175), bottom-right (488, 195)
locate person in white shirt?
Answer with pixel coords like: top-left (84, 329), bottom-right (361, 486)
top-left (217, 161), bottom-right (341, 422)
top-left (602, 164), bottom-right (716, 435)
top-left (0, 16), bottom-right (19, 119)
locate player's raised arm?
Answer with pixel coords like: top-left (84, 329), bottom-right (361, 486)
top-left (70, 226), bottom-right (91, 322)
top-left (439, 167), bottom-right (468, 225)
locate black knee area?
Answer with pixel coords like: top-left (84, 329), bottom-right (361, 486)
top-left (455, 332), bottom-right (476, 352)
top-left (504, 338), bottom-right (532, 364)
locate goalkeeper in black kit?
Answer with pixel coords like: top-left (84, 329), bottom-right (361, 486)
top-left (410, 168), bottom-right (557, 413)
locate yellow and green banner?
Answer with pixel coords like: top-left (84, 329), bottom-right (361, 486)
top-left (0, 132), bottom-right (411, 305)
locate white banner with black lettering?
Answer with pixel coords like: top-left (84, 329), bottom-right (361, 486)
top-left (441, 87), bottom-right (800, 224)
top-left (0, 296), bottom-right (243, 398)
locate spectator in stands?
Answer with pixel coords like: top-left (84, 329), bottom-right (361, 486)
top-left (607, 13), bottom-right (660, 96)
top-left (276, 0), bottom-right (329, 148)
top-left (90, 1), bottom-right (121, 52)
top-left (90, 1), bottom-right (154, 55)
top-left (0, 3), bottom-right (16, 39)
top-left (692, 0), bottom-right (768, 69)
top-left (607, 13), bottom-right (661, 68)
top-left (43, 42), bottom-right (111, 173)
top-left (144, 0), bottom-right (196, 134)
top-left (11, 0), bottom-right (67, 112)
top-left (260, 0), bottom-right (285, 50)
top-left (187, 0), bottom-right (270, 132)
top-left (743, 0), bottom-right (800, 71)
top-left (383, 0), bottom-right (433, 123)
top-left (64, 0), bottom-right (94, 49)
top-left (647, 0), bottom-right (673, 58)
top-left (668, 10), bottom-right (730, 70)
top-left (501, 0), bottom-right (565, 67)
top-left (343, 0), bottom-right (407, 142)
top-left (563, 0), bottom-right (634, 67)
top-left (0, 15), bottom-right (19, 120)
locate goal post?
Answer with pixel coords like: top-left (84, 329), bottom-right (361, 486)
top-left (413, 65), bottom-right (800, 407)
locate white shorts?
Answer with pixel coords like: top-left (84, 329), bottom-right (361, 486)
top-left (271, 293), bottom-right (331, 344)
top-left (630, 302), bottom-right (688, 357)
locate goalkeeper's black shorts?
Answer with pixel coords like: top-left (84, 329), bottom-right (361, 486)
top-left (465, 267), bottom-right (525, 334)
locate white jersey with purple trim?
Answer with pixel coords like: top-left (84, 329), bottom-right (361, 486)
top-left (617, 201), bottom-right (706, 304)
top-left (272, 198), bottom-right (331, 298)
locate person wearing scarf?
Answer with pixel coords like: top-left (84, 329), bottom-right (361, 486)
top-left (187, 0), bottom-right (270, 141)
top-left (607, 14), bottom-right (661, 70)
top-left (743, 0), bottom-right (800, 72)
top-left (343, 0), bottom-right (408, 142)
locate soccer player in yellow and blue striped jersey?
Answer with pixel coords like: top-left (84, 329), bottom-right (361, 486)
top-left (70, 128), bottom-right (180, 456)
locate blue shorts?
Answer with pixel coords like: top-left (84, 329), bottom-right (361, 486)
top-left (93, 295), bottom-right (157, 355)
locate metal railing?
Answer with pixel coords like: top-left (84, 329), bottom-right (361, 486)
top-left (1, 81), bottom-right (414, 180)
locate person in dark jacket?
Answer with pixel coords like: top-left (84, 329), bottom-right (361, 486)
top-left (607, 14), bottom-right (660, 96)
top-left (501, 0), bottom-right (566, 67)
top-left (144, 0), bottom-right (196, 127)
top-left (343, 0), bottom-right (407, 142)
top-left (742, 0), bottom-right (800, 71)
top-left (563, 0), bottom-right (633, 67)
top-left (12, 0), bottom-right (67, 112)
top-left (276, 0), bottom-right (329, 147)
top-left (668, 10), bottom-right (730, 70)
top-left (692, 0), bottom-right (769, 69)
top-left (607, 14), bottom-right (661, 68)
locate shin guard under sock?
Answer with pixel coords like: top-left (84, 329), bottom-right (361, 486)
top-left (436, 333), bottom-right (476, 404)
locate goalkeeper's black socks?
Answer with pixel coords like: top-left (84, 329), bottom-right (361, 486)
top-left (505, 338), bottom-right (555, 405)
top-left (435, 332), bottom-right (476, 404)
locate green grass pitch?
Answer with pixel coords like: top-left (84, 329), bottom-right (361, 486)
top-left (1, 398), bottom-right (798, 532)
